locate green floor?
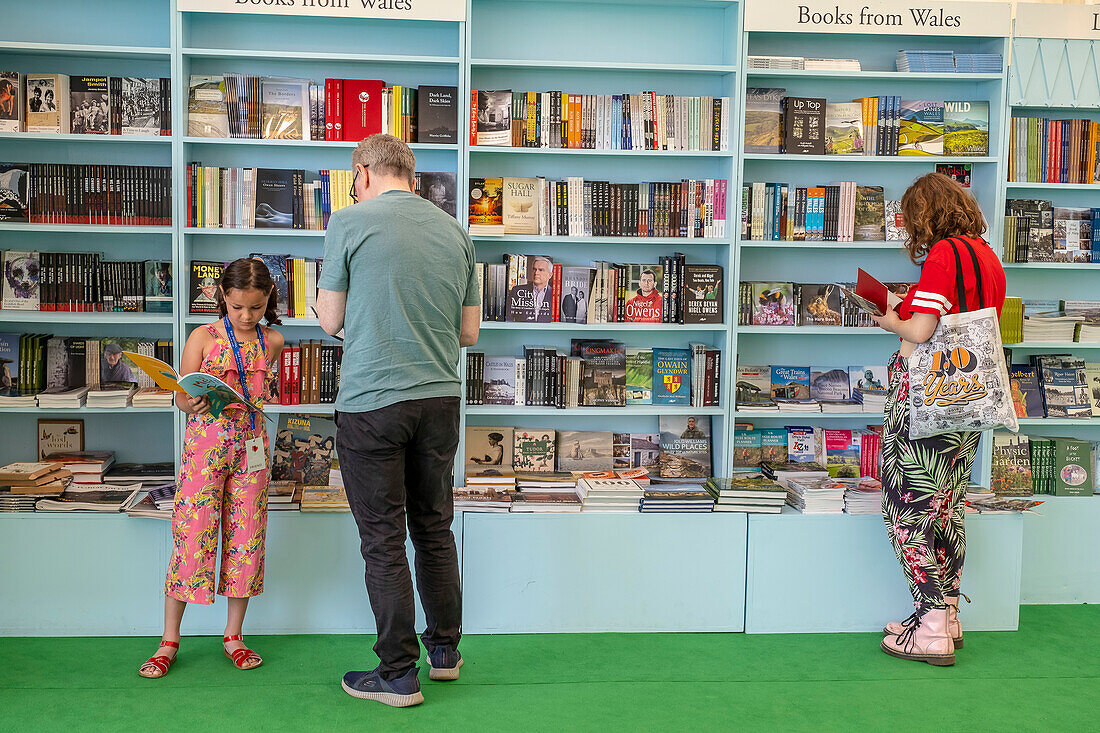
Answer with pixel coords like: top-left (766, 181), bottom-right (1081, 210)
top-left (1, 605), bottom-right (1095, 731)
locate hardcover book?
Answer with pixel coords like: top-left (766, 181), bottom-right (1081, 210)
top-left (249, 254), bottom-right (288, 317)
top-left (417, 85), bottom-right (458, 144)
top-left (743, 88), bottom-right (785, 154)
top-left (506, 255), bottom-right (553, 323)
top-left (0, 71), bottom-right (22, 132)
top-left (187, 75), bottom-right (228, 137)
top-left (482, 356), bottom-right (516, 405)
top-left (943, 100), bottom-right (989, 156)
top-left (341, 79), bottom-right (385, 141)
top-left (560, 266), bottom-right (594, 324)
top-left (751, 282), bottom-right (795, 325)
top-left (121, 77), bottom-right (161, 136)
top-left (419, 171), bottom-right (457, 218)
top-left (556, 430), bottom-right (613, 472)
top-left (810, 366), bottom-right (850, 402)
top-left (625, 347), bottom-right (652, 405)
top-left (468, 177), bottom-right (504, 235)
top-left (658, 415), bottom-right (712, 479)
top-left (465, 426), bottom-right (514, 469)
top-left (630, 433), bottom-right (660, 470)
top-left (271, 413), bottom-right (336, 485)
top-left (578, 340), bottom-right (626, 407)
top-left (503, 176), bottom-right (539, 234)
top-left (261, 78), bottom-right (309, 140)
top-left (69, 76), bottom-right (109, 134)
top-left (0, 333), bottom-right (19, 392)
top-left (824, 102), bottom-right (863, 155)
top-left (1055, 438), bottom-right (1093, 496)
top-left (513, 429), bottom-right (556, 472)
top-left (782, 96), bottom-right (825, 155)
top-left (1, 250), bottom-right (39, 311)
top-left (254, 168), bottom-right (295, 229)
top-left (799, 284), bottom-right (842, 326)
top-left (1009, 364), bottom-right (1044, 417)
top-left (624, 264), bottom-right (664, 323)
top-left (991, 432), bottom-right (1033, 496)
top-left (683, 264), bottom-right (723, 324)
top-left (854, 186), bottom-right (886, 241)
top-left (898, 100), bottom-right (944, 156)
top-left (652, 347), bottom-right (691, 406)
top-left (188, 260), bottom-right (224, 315)
top-left (474, 90), bottom-right (512, 146)
top-left (771, 366), bottom-right (810, 400)
top-left (735, 364), bottom-right (773, 407)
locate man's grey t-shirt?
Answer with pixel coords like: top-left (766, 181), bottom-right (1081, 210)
top-left (318, 189), bottom-right (479, 413)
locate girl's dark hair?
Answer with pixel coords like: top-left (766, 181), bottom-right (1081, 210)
top-left (899, 172), bottom-right (987, 264)
top-left (216, 257), bottom-right (282, 325)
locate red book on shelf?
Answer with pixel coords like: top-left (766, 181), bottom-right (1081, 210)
top-left (551, 263), bottom-right (562, 322)
top-left (469, 89), bottom-right (478, 146)
top-left (324, 78), bottom-right (334, 141)
top-left (333, 78), bottom-right (344, 141)
top-left (341, 79), bottom-right (384, 142)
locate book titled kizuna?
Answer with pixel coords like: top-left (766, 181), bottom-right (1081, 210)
top-left (123, 350), bottom-right (272, 421)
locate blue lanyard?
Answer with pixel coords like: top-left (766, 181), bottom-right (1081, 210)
top-left (223, 315), bottom-right (265, 432)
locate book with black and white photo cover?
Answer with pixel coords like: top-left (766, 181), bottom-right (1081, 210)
top-left (474, 90), bottom-right (512, 146)
top-left (624, 264), bottom-right (664, 323)
top-left (417, 85), bottom-right (458, 144)
top-left (188, 260), bottom-right (224, 315)
top-left (143, 261), bottom-right (172, 314)
top-left (482, 356), bottom-right (516, 405)
top-left (782, 96), bottom-right (825, 155)
top-left (465, 426), bottom-right (514, 470)
top-left (658, 415), bottom-right (712, 480)
top-left (885, 199), bottom-right (905, 241)
top-left (419, 171), bottom-right (457, 218)
top-left (2, 250), bottom-right (40, 310)
top-left (254, 168), bottom-right (295, 228)
top-left (513, 429), bottom-right (556, 472)
top-left (69, 76), bottom-right (109, 134)
top-left (0, 72), bottom-right (22, 132)
top-left (187, 74), bottom-right (228, 138)
top-left (468, 177), bottom-right (504, 235)
top-left (743, 88), bottom-right (785, 153)
top-left (503, 176), bottom-right (539, 234)
top-left (25, 73), bottom-right (70, 133)
top-left (261, 78), bottom-right (309, 140)
top-left (270, 413), bottom-right (335, 485)
top-left (684, 264), bottom-right (723, 324)
top-left (556, 430), bottom-right (614, 473)
top-left (560, 266), bottom-right (594, 324)
top-left (0, 163), bottom-right (28, 222)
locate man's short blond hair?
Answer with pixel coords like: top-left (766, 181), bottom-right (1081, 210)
top-left (352, 133), bottom-right (417, 186)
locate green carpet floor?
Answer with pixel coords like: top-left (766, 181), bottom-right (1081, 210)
top-left (1, 605), bottom-right (1095, 732)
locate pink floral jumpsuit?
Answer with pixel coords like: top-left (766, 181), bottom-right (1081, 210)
top-left (165, 324), bottom-right (273, 604)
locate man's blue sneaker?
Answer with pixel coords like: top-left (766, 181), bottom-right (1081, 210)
top-left (341, 667), bottom-right (423, 707)
top-left (427, 647), bottom-right (463, 681)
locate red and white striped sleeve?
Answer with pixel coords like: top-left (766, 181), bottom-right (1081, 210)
top-left (904, 243), bottom-right (956, 317)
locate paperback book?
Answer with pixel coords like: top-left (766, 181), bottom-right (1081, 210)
top-left (271, 413), bottom-right (335, 484)
top-left (657, 415), bottom-right (712, 479)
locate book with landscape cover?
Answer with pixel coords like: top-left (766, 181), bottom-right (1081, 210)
top-left (799, 284), bottom-right (842, 326)
top-left (465, 426), bottom-right (514, 469)
top-left (733, 429), bottom-right (762, 468)
top-left (474, 90), bottom-right (512, 146)
top-left (630, 433), bottom-right (660, 470)
top-left (824, 102), bottom-right (863, 155)
top-left (2, 250), bottom-right (39, 310)
top-left (0, 71), bottom-right (22, 132)
top-left (503, 176), bottom-right (539, 234)
top-left (771, 366), bottom-right (810, 400)
top-left (513, 429), bottom-right (556, 472)
top-left (557, 430), bottom-right (613, 473)
top-left (743, 88), bottom-right (785, 154)
top-left (782, 96), bottom-right (825, 155)
top-left (898, 100), bottom-right (944, 156)
top-left (187, 75), bottom-right (228, 137)
top-left (417, 85), bottom-right (458, 144)
top-left (821, 429), bottom-right (859, 478)
top-left (684, 264), bottom-right (723, 324)
top-left (578, 340), bottom-right (626, 407)
top-left (69, 76), bottom-right (109, 134)
top-left (419, 171), bottom-right (457, 218)
top-left (261, 78), bottom-right (309, 140)
top-left (944, 100), bottom-right (989, 156)
top-left (854, 186), bottom-right (885, 241)
top-left (810, 366), bottom-right (850, 402)
top-left (658, 415), bottom-right (712, 479)
top-left (652, 347), bottom-right (690, 406)
top-left (482, 356), bottom-right (516, 405)
top-left (624, 264), bottom-right (664, 323)
top-left (189, 260), bottom-right (224, 315)
top-left (625, 347), bottom-right (652, 405)
top-left (468, 177), bottom-right (504, 235)
top-left (991, 432), bottom-right (1033, 496)
top-left (254, 169), bottom-right (295, 229)
top-left (271, 413), bottom-right (335, 484)
top-left (735, 364), bottom-right (772, 407)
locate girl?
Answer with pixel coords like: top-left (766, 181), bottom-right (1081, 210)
top-left (872, 173), bottom-right (1006, 666)
top-left (139, 258), bottom-right (284, 678)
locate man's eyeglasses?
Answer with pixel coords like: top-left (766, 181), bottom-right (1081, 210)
top-left (349, 165), bottom-right (363, 203)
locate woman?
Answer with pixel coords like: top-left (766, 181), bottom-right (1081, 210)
top-left (871, 173), bottom-right (1006, 666)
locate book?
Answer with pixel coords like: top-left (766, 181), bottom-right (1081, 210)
top-left (1009, 364), bottom-right (1044, 417)
top-left (898, 100), bottom-right (944, 156)
top-left (482, 356), bottom-right (516, 406)
top-left (418, 171), bottom-right (457, 218)
top-left (1086, 363), bottom-right (1100, 418)
top-left (853, 186), bottom-right (885, 241)
top-left (744, 88), bottom-right (785, 154)
top-left (560, 266), bottom-right (594, 324)
top-left (1, 250), bottom-right (40, 310)
top-left (825, 102), bottom-right (863, 155)
top-left (254, 168), bottom-right (295, 229)
top-left (69, 76), bottom-right (109, 134)
top-left (513, 429), bottom-right (556, 472)
top-left (37, 418), bottom-right (84, 460)
top-left (810, 366), bottom-right (850, 402)
top-left (261, 77), bottom-right (309, 140)
top-left (943, 100), bottom-right (989, 156)
top-left (468, 177), bottom-right (504, 235)
top-left (578, 340), bottom-right (626, 407)
top-left (821, 429), bottom-right (860, 478)
top-left (849, 365), bottom-right (888, 395)
top-left (733, 429), bottom-right (762, 469)
top-left (735, 364), bottom-right (773, 407)
top-left (143, 261), bottom-right (173, 314)
top-left (760, 429), bottom-right (788, 464)
top-left (799, 284), bottom-right (842, 326)
top-left (787, 426), bottom-right (816, 462)
top-left (1055, 438), bottom-right (1093, 496)
top-left (506, 255), bottom-right (553, 323)
top-left (34, 483), bottom-right (141, 512)
top-left (782, 96), bottom-right (825, 155)
top-left (0, 71), bottom-right (22, 132)
top-left (417, 85), bottom-right (458, 144)
top-left (270, 414), bottom-right (335, 484)
top-left (465, 426), bottom-right (513, 470)
top-left (658, 415), bottom-right (712, 479)
top-left (751, 282), bottom-right (795, 326)
top-left (123, 350), bottom-right (270, 420)
top-left (991, 432), bottom-right (1032, 496)
top-left (25, 73), bottom-right (69, 134)
top-left (121, 77), bottom-right (162, 136)
top-left (341, 79), bottom-right (385, 141)
top-left (624, 264), bottom-right (664, 323)
top-left (652, 348), bottom-right (691, 406)
top-left (771, 366), bottom-right (810, 400)
top-left (683, 264), bottom-right (723, 324)
top-left (187, 75), bottom-right (228, 137)
top-left (474, 90), bottom-right (512, 146)
top-left (503, 176), bottom-right (539, 235)
top-left (885, 199), bottom-right (905, 241)
top-left (936, 163), bottom-right (972, 188)
top-left (189, 260), bottom-right (223, 315)
top-left (557, 430), bottom-right (613, 473)
top-left (625, 347), bottom-right (653, 405)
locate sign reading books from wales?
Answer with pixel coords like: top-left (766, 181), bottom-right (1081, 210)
top-left (1014, 2), bottom-right (1100, 40)
top-left (744, 0), bottom-right (1009, 36)
top-left (177, 0), bottom-right (465, 22)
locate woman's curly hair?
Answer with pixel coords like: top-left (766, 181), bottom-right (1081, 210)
top-left (899, 172), bottom-right (986, 264)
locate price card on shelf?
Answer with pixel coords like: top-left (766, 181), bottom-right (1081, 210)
top-left (177, 0), bottom-right (465, 22)
top-left (744, 0), bottom-right (1010, 37)
top-left (1014, 2), bottom-right (1100, 40)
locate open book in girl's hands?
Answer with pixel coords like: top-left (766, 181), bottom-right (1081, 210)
top-left (836, 268), bottom-right (902, 317)
top-left (123, 351), bottom-right (274, 421)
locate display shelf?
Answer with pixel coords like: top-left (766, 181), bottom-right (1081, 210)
top-left (737, 326), bottom-right (890, 336)
top-left (0, 41), bottom-right (170, 58)
top-left (0, 224), bottom-right (172, 234)
top-left (469, 146), bottom-right (733, 158)
top-left (264, 404), bottom-right (335, 415)
top-left (739, 240), bottom-right (904, 250)
top-left (184, 315), bottom-right (320, 328)
top-left (0, 406), bottom-right (175, 414)
top-left (1004, 182), bottom-right (1099, 190)
top-left (179, 47), bottom-right (459, 66)
top-left (1001, 262), bottom-right (1100, 270)
top-left (744, 69), bottom-right (1003, 81)
top-left (1004, 342), bottom-right (1100, 349)
top-left (480, 322), bottom-right (727, 332)
top-left (743, 153), bottom-right (998, 164)
top-left (182, 137), bottom-right (458, 151)
top-left (0, 311), bottom-right (173, 325)
top-left (183, 228), bottom-right (325, 237)
top-left (469, 59), bottom-right (738, 74)
top-left (470, 235), bottom-right (728, 246)
top-left (1017, 418), bottom-right (1100, 427)
top-left (467, 406), bottom-right (725, 417)
top-left (733, 411), bottom-right (879, 420)
top-left (0, 132), bottom-right (169, 144)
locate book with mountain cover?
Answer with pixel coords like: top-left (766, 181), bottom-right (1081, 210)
top-left (943, 100), bottom-right (989, 156)
top-left (658, 415), bottom-right (712, 479)
top-left (652, 348), bottom-right (690, 406)
top-left (810, 366), bottom-right (849, 402)
top-left (898, 101), bottom-right (944, 156)
top-left (824, 102), bottom-right (862, 155)
top-left (187, 75), bottom-right (228, 137)
top-left (625, 347), bottom-right (652, 405)
top-left (743, 88), bottom-right (785, 154)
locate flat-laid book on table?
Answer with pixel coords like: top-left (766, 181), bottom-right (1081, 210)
top-left (123, 351), bottom-right (272, 421)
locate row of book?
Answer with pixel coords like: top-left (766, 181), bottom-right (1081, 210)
top-left (0, 251), bottom-right (171, 313)
top-left (746, 89), bottom-right (989, 157)
top-left (992, 432), bottom-right (1098, 497)
top-left (895, 50), bottom-right (1002, 73)
top-left (746, 56), bottom-right (860, 71)
top-left (187, 257), bottom-right (319, 319)
top-left (1002, 198), bottom-right (1099, 263)
top-left (464, 417), bottom-right (712, 480)
top-left (468, 176), bottom-right (728, 239)
top-left (0, 163), bottom-right (171, 226)
top-left (187, 75), bottom-right (459, 144)
top-left (735, 364), bottom-right (888, 414)
top-left (269, 340), bottom-right (342, 406)
top-left (0, 333), bottom-right (172, 395)
top-left (733, 425), bottom-right (882, 482)
top-left (0, 72), bottom-right (171, 136)
top-left (1008, 355), bottom-right (1100, 420)
top-left (1006, 117), bottom-right (1100, 185)
top-left (738, 281), bottom-right (912, 328)
top-left (479, 254), bottom-right (722, 325)
top-left (470, 89), bottom-right (731, 152)
top-left (465, 342), bottom-right (721, 409)
top-left (742, 181), bottom-right (905, 242)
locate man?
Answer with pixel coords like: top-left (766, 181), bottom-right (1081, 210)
top-left (680, 417), bottom-right (706, 440)
top-left (561, 285), bottom-right (579, 322)
top-left (625, 268), bottom-right (662, 322)
top-left (100, 343), bottom-right (134, 385)
top-left (505, 256), bottom-right (552, 323)
top-left (316, 134), bottom-right (479, 709)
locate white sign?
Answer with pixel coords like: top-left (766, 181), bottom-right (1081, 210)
top-left (744, 0), bottom-right (1010, 37)
top-left (178, 0), bottom-right (466, 22)
top-left (1014, 2), bottom-right (1100, 41)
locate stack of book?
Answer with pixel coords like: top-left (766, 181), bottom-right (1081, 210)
top-left (762, 460), bottom-right (829, 488)
top-left (44, 451), bottom-right (115, 483)
top-left (803, 58), bottom-right (861, 71)
top-left (1022, 314), bottom-right (1079, 342)
top-left (465, 468), bottom-right (516, 493)
top-left (0, 492), bottom-right (39, 512)
top-left (515, 472), bottom-right (577, 494)
top-left (0, 392), bottom-right (38, 407)
top-left (86, 385), bottom-right (137, 408)
top-left (1000, 297), bottom-right (1024, 344)
top-left (300, 486), bottom-right (350, 512)
top-left (640, 486), bottom-right (714, 512)
top-left (131, 387), bottom-right (173, 407)
top-left (103, 462), bottom-right (175, 484)
top-left (705, 475), bottom-right (786, 514)
top-left (266, 481), bottom-right (299, 512)
top-left (843, 478), bottom-right (882, 514)
top-left (36, 387), bottom-right (90, 409)
top-left (123, 482), bottom-right (175, 519)
top-left (576, 477), bottom-right (643, 513)
top-left (746, 56), bottom-right (805, 70)
top-left (510, 492), bottom-right (582, 513)
top-left (953, 53), bottom-right (1003, 73)
top-left (855, 388), bottom-right (887, 413)
top-left (453, 487), bottom-right (512, 513)
top-left (0, 163), bottom-right (172, 226)
top-left (786, 477), bottom-right (846, 514)
top-left (0, 461), bottom-right (72, 496)
top-left (895, 50), bottom-right (956, 73)
top-left (36, 483), bottom-right (141, 512)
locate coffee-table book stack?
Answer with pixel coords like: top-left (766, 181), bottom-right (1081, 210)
top-left (44, 450), bottom-right (116, 483)
top-left (705, 475), bottom-right (786, 514)
top-left (842, 478), bottom-right (883, 515)
top-left (640, 486), bottom-right (714, 512)
top-left (735, 364), bottom-right (887, 414)
top-left (762, 461), bottom-right (840, 513)
top-left (577, 477), bottom-right (643, 513)
top-left (0, 462), bottom-right (73, 512)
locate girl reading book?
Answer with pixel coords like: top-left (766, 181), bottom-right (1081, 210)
top-left (870, 173), bottom-right (1006, 667)
top-left (139, 258), bottom-right (284, 678)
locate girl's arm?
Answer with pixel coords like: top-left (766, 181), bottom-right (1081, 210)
top-left (871, 309), bottom-right (939, 344)
top-left (175, 327), bottom-right (213, 414)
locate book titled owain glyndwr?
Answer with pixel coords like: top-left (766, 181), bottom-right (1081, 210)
top-left (189, 260), bottom-right (224, 315)
top-left (782, 97), bottom-right (825, 155)
top-left (658, 415), bottom-right (712, 479)
top-left (416, 85), bottom-right (458, 144)
top-left (652, 347), bottom-right (690, 406)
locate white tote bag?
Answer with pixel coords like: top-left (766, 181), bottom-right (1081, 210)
top-left (907, 238), bottom-right (1019, 440)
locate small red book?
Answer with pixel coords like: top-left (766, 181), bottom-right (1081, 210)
top-left (341, 79), bottom-right (384, 142)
